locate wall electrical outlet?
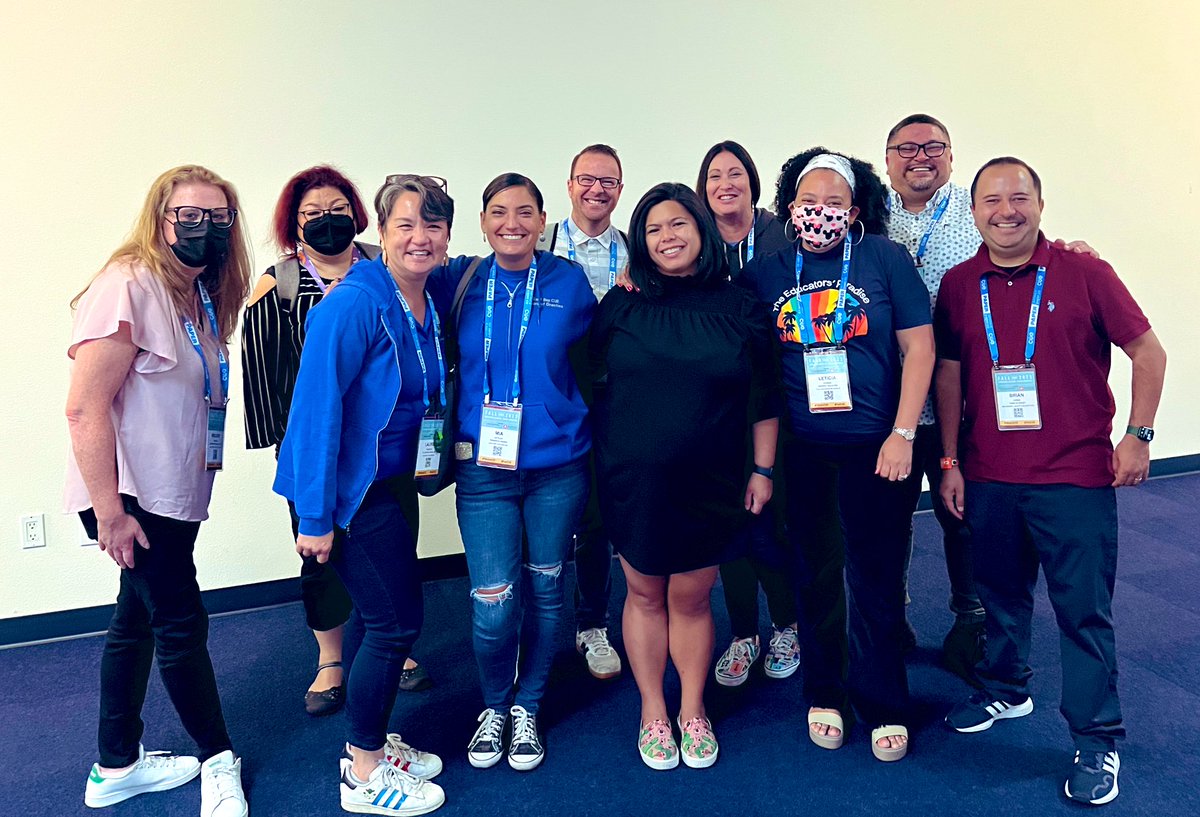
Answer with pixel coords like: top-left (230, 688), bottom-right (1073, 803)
top-left (21, 514), bottom-right (46, 549)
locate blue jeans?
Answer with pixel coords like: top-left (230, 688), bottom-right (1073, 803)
top-left (456, 456), bottom-right (590, 715)
top-left (330, 479), bottom-right (423, 750)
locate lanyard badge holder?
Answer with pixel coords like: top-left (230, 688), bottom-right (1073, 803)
top-left (181, 281), bottom-right (229, 470)
top-left (911, 193), bottom-right (950, 268)
top-left (800, 237), bottom-right (854, 413)
top-left (477, 258), bottom-right (538, 469)
top-left (395, 287), bottom-right (449, 479)
top-left (982, 266), bottom-right (1046, 430)
top-left (562, 219), bottom-right (619, 290)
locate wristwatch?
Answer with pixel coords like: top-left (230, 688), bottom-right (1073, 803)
top-left (892, 427), bottom-right (916, 442)
top-left (752, 465), bottom-right (774, 480)
top-left (1126, 425), bottom-right (1154, 443)
top-left (940, 457), bottom-right (959, 471)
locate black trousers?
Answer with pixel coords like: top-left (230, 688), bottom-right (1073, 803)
top-left (288, 501), bottom-right (353, 633)
top-left (720, 512), bottom-right (797, 638)
top-left (965, 481), bottom-right (1124, 752)
top-left (82, 498), bottom-right (233, 767)
top-left (785, 436), bottom-right (913, 727)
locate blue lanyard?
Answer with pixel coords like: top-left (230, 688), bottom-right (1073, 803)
top-left (394, 287), bottom-right (447, 414)
top-left (180, 280), bottom-right (229, 406)
top-left (745, 218), bottom-right (755, 262)
top-left (562, 219), bottom-right (618, 290)
top-left (483, 257), bottom-right (538, 404)
top-left (914, 193), bottom-right (951, 264)
top-left (795, 234), bottom-right (853, 346)
top-left (980, 265), bottom-right (1046, 365)
top-left (297, 245), bottom-right (363, 294)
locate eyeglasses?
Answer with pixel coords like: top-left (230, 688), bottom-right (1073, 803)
top-left (887, 141), bottom-right (949, 159)
top-left (386, 174), bottom-right (449, 192)
top-left (573, 174), bottom-right (621, 190)
top-left (166, 206), bottom-right (237, 229)
top-left (298, 203), bottom-right (353, 222)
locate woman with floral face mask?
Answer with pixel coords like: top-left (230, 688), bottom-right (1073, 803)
top-left (739, 148), bottom-right (935, 762)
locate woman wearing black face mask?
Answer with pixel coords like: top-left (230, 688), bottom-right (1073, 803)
top-left (241, 165), bottom-right (433, 716)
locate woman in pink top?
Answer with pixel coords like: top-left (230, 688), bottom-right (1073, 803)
top-left (65, 165), bottom-right (252, 817)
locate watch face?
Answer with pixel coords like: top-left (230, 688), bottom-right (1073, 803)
top-left (1139, 428), bottom-right (1154, 442)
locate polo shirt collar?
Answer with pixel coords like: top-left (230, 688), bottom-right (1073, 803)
top-left (888, 183), bottom-right (950, 215)
top-left (979, 232), bottom-right (1052, 277)
top-left (567, 218), bottom-right (615, 248)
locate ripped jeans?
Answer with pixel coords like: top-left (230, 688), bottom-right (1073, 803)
top-left (455, 455), bottom-right (590, 715)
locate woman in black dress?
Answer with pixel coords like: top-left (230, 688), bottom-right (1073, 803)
top-left (590, 183), bottom-right (780, 770)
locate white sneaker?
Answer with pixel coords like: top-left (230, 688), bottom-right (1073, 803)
top-left (340, 760), bottom-right (445, 815)
top-left (507, 705), bottom-right (544, 771)
top-left (341, 735), bottom-right (443, 779)
top-left (467, 707), bottom-right (508, 768)
top-left (763, 626), bottom-right (801, 679)
top-left (200, 751), bottom-right (248, 817)
top-left (714, 636), bottom-right (760, 687)
top-left (576, 628), bottom-right (622, 679)
top-left (84, 744), bottom-right (200, 808)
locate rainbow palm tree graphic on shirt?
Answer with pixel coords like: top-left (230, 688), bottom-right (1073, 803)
top-left (778, 288), bottom-right (868, 345)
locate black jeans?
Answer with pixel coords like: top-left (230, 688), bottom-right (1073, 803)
top-left (965, 481), bottom-right (1124, 752)
top-left (573, 453), bottom-right (613, 631)
top-left (288, 501), bottom-right (353, 633)
top-left (785, 436), bottom-right (912, 727)
top-left (720, 511), bottom-right (797, 638)
top-left (899, 423), bottom-right (982, 616)
top-left (331, 478), bottom-right (423, 750)
top-left (83, 498), bottom-right (232, 768)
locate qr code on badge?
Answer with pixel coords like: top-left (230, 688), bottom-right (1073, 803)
top-left (492, 445), bottom-right (503, 456)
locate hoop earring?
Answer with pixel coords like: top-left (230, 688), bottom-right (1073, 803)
top-left (851, 220), bottom-right (866, 246)
top-left (783, 218), bottom-right (799, 243)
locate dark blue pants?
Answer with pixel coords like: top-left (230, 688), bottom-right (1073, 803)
top-left (84, 498), bottom-right (233, 767)
top-left (573, 452), bottom-right (613, 631)
top-left (288, 501), bottom-right (353, 633)
top-left (965, 481), bottom-right (1124, 752)
top-left (785, 437), bottom-right (911, 728)
top-left (330, 479), bottom-right (423, 751)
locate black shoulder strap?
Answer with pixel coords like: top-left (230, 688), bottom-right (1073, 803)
top-left (617, 228), bottom-right (629, 246)
top-left (538, 223), bottom-right (558, 253)
top-left (275, 257), bottom-right (301, 314)
top-left (452, 257), bottom-right (483, 322)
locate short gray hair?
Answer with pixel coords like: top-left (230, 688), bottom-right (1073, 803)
top-left (374, 176), bottom-right (455, 230)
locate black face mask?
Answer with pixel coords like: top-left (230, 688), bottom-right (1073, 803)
top-left (302, 214), bottom-right (357, 256)
top-left (170, 222), bottom-right (230, 269)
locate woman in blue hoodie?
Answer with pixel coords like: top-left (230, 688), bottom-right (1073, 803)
top-left (274, 175), bottom-right (453, 815)
top-left (429, 173), bottom-right (595, 773)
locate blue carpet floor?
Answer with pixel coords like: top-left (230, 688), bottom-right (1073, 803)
top-left (3, 473), bottom-right (1199, 817)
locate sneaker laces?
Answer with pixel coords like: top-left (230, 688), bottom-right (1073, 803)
top-left (579, 628), bottom-right (614, 656)
top-left (510, 707), bottom-right (539, 747)
top-left (372, 762), bottom-right (427, 795)
top-left (140, 751), bottom-right (185, 770)
top-left (472, 708), bottom-right (505, 745)
top-left (724, 638), bottom-right (755, 666)
top-left (384, 735), bottom-right (422, 764)
top-left (769, 628), bottom-right (797, 654)
top-left (205, 761), bottom-right (241, 800)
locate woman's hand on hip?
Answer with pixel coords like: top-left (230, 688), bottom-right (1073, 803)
top-left (297, 532), bottom-right (335, 564)
top-left (97, 511), bottom-right (150, 570)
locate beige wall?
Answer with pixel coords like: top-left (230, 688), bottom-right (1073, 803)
top-left (2, 1), bottom-right (1197, 619)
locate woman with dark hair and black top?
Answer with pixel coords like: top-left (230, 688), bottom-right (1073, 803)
top-left (697, 141), bottom-right (800, 688)
top-left (591, 182), bottom-right (781, 770)
top-left (740, 148), bottom-right (934, 761)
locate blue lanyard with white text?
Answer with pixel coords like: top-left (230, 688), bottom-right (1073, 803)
top-left (914, 193), bottom-right (951, 265)
top-left (395, 287), bottom-right (447, 414)
top-left (980, 265), bottom-right (1046, 365)
top-left (562, 219), bottom-right (618, 289)
top-left (795, 234), bottom-right (853, 346)
top-left (745, 219), bottom-right (755, 263)
top-left (483, 257), bottom-right (538, 404)
top-left (297, 245), bottom-right (362, 294)
top-left (180, 280), bottom-right (229, 406)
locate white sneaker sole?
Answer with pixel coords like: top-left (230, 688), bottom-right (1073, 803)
top-left (84, 766), bottom-right (200, 808)
top-left (1064, 777), bottom-right (1120, 806)
top-left (681, 745), bottom-right (719, 769)
top-left (508, 752), bottom-right (544, 771)
top-left (763, 660), bottom-right (800, 679)
top-left (341, 789), bottom-right (446, 816)
top-left (467, 750), bottom-right (504, 769)
top-left (952, 697), bottom-right (1034, 733)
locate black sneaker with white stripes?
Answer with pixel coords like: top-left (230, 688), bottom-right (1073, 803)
top-left (945, 691), bottom-right (1034, 733)
top-left (1065, 750), bottom-right (1120, 805)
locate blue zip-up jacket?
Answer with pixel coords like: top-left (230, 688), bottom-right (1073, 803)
top-left (429, 251), bottom-right (595, 470)
top-left (274, 256), bottom-right (425, 536)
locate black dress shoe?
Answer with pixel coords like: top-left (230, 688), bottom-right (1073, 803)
top-left (304, 661), bottom-right (345, 716)
top-left (397, 663), bottom-right (434, 692)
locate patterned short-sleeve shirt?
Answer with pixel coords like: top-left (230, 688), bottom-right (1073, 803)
top-left (887, 182), bottom-right (981, 424)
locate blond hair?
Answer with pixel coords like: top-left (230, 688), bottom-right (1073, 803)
top-left (71, 165), bottom-right (252, 342)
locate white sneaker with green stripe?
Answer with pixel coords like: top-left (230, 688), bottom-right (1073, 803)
top-left (84, 744), bottom-right (200, 808)
top-left (340, 760), bottom-right (445, 815)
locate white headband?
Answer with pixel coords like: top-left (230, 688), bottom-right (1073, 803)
top-left (797, 153), bottom-right (856, 194)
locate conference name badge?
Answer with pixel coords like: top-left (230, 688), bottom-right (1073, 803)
top-left (205, 406), bottom-right (226, 471)
top-left (804, 347), bottom-right (853, 413)
top-left (414, 416), bottom-right (445, 479)
top-left (477, 403), bottom-right (522, 470)
top-left (992, 364), bottom-right (1042, 430)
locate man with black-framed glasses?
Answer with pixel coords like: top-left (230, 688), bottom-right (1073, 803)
top-left (537, 143), bottom-right (630, 681)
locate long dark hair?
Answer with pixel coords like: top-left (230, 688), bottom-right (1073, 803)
top-left (628, 183), bottom-right (729, 297)
top-left (695, 140), bottom-right (761, 214)
top-left (773, 147), bottom-right (889, 237)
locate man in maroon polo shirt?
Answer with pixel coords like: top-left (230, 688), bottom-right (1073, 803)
top-left (933, 157), bottom-right (1166, 806)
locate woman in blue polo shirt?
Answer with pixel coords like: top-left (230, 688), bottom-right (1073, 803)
top-left (275, 175), bottom-right (452, 814)
top-left (429, 173), bottom-right (595, 773)
top-left (740, 148), bottom-right (934, 762)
